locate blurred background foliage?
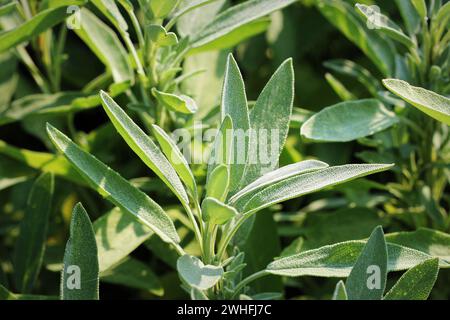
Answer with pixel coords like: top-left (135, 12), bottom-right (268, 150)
top-left (0, 0), bottom-right (449, 299)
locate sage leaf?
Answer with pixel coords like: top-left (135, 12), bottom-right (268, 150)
top-left (383, 79), bottom-right (450, 125)
top-left (385, 228), bottom-right (450, 262)
top-left (149, 0), bottom-right (180, 18)
top-left (0, 1), bottom-right (87, 53)
top-left (207, 115), bottom-right (233, 180)
top-left (345, 226), bottom-right (387, 300)
top-left (332, 281), bottom-right (348, 300)
top-left (301, 99), bottom-right (399, 142)
top-left (146, 25), bottom-right (178, 47)
top-left (91, 0), bottom-right (128, 31)
top-left (206, 164), bottom-right (230, 202)
top-left (316, 0), bottom-right (395, 76)
top-left (266, 241), bottom-right (447, 278)
top-left (46, 123), bottom-right (180, 246)
top-left (202, 197), bottom-right (237, 225)
top-left (177, 255), bottom-right (223, 290)
top-left (190, 0), bottom-right (297, 48)
top-left (100, 91), bottom-right (189, 205)
top-left (221, 54), bottom-right (249, 192)
top-left (13, 172), bottom-right (54, 293)
top-left (241, 164), bottom-right (394, 214)
top-left (229, 160), bottom-right (329, 205)
top-left (152, 89), bottom-right (198, 114)
top-left (151, 124), bottom-right (197, 197)
top-left (241, 58), bottom-right (294, 187)
top-left (384, 258), bottom-right (439, 300)
top-left (356, 4), bottom-right (414, 48)
top-left (61, 203), bottom-right (99, 300)
top-left (74, 8), bottom-right (134, 83)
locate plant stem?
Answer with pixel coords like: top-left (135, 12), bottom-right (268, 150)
top-left (216, 214), bottom-right (248, 261)
top-left (184, 204), bottom-right (204, 255)
top-left (16, 46), bottom-right (51, 93)
top-left (231, 270), bottom-right (270, 299)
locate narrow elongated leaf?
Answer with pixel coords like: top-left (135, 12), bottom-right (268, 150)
top-left (100, 91), bottom-right (189, 205)
top-left (177, 255), bottom-right (223, 290)
top-left (149, 0), bottom-right (179, 18)
top-left (301, 99), bottom-right (399, 142)
top-left (190, 18), bottom-right (270, 53)
top-left (383, 258), bottom-right (439, 300)
top-left (332, 281), bottom-right (348, 300)
top-left (46, 124), bottom-right (180, 245)
top-left (221, 54), bottom-right (249, 192)
top-left (229, 160), bottom-right (328, 205)
top-left (151, 124), bottom-right (197, 197)
top-left (13, 173), bottom-right (54, 293)
top-left (61, 203), bottom-right (99, 300)
top-left (241, 58), bottom-right (294, 187)
top-left (152, 89), bottom-right (198, 114)
top-left (383, 79), bottom-right (450, 125)
top-left (94, 208), bottom-right (153, 273)
top-left (75, 8), bottom-right (133, 83)
top-left (239, 164), bottom-right (393, 214)
top-left (356, 4), bottom-right (414, 48)
top-left (394, 0), bottom-right (421, 35)
top-left (345, 226), bottom-right (387, 300)
top-left (266, 241), bottom-right (447, 278)
top-left (316, 0), bottom-right (395, 76)
top-left (172, 0), bottom-right (221, 26)
top-left (101, 257), bottom-right (163, 296)
top-left (385, 228), bottom-right (450, 262)
top-left (91, 0), bottom-right (128, 31)
top-left (0, 1), bottom-right (86, 53)
top-left (411, 0), bottom-right (427, 19)
top-left (190, 0), bottom-right (297, 48)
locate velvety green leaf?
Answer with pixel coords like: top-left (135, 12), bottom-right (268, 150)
top-left (316, 0), bottom-right (395, 76)
top-left (74, 8), bottom-right (133, 83)
top-left (91, 0), bottom-right (128, 31)
top-left (266, 241), bottom-right (447, 278)
top-left (177, 255), bottom-right (223, 290)
top-left (176, 0), bottom-right (225, 37)
top-left (100, 91), bottom-right (189, 205)
top-left (301, 99), bottom-right (399, 142)
top-left (240, 58), bottom-right (294, 187)
top-left (190, 18), bottom-right (270, 53)
top-left (149, 0), bottom-right (179, 18)
top-left (0, 1), bottom-right (87, 53)
top-left (221, 54), bottom-right (250, 192)
top-left (345, 226), bottom-right (387, 300)
top-left (229, 160), bottom-right (328, 206)
top-left (152, 89), bottom-right (198, 114)
top-left (151, 124), bottom-right (197, 197)
top-left (101, 257), bottom-right (163, 296)
top-left (385, 228), bottom-right (450, 262)
top-left (384, 258), bottom-right (439, 300)
top-left (202, 197), bottom-right (237, 225)
top-left (46, 124), bottom-right (180, 246)
top-left (356, 4), bottom-right (414, 48)
top-left (61, 203), bottom-right (99, 300)
top-left (146, 25), bottom-right (178, 47)
top-left (13, 173), bottom-right (54, 293)
top-left (239, 164), bottom-right (394, 214)
top-left (190, 0), bottom-right (297, 48)
top-left (206, 164), bottom-right (229, 202)
top-left (94, 208), bottom-right (153, 273)
top-left (332, 280), bottom-right (348, 300)
top-left (172, 0), bottom-right (222, 28)
top-left (383, 79), bottom-right (450, 125)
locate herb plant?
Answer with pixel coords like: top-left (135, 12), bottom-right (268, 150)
top-left (0, 0), bottom-right (449, 301)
